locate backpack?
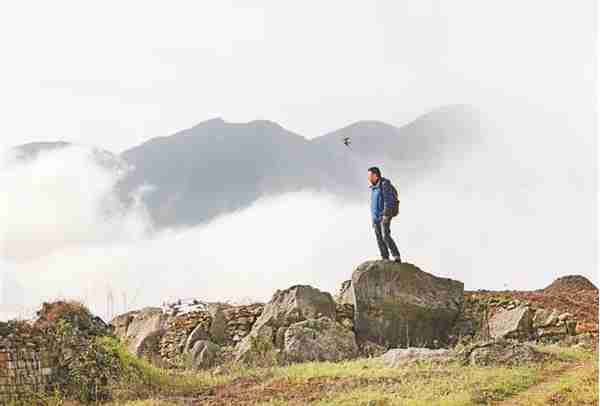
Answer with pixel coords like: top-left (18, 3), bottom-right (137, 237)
top-left (384, 180), bottom-right (400, 217)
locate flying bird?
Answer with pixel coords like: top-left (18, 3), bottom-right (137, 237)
top-left (342, 136), bottom-right (351, 148)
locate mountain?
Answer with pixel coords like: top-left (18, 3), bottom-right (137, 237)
top-left (118, 118), bottom-right (362, 227)
top-left (9, 105), bottom-right (484, 229)
top-left (312, 104), bottom-right (485, 185)
top-left (117, 105), bottom-right (483, 227)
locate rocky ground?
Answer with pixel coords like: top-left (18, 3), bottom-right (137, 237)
top-left (2, 261), bottom-right (597, 405)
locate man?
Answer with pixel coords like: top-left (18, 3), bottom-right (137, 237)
top-left (368, 167), bottom-right (401, 262)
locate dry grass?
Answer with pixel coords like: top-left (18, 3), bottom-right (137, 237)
top-left (25, 341), bottom-right (598, 405)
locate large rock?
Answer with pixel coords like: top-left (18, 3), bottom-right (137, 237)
top-left (460, 339), bottom-right (544, 366)
top-left (283, 317), bottom-right (358, 363)
top-left (352, 261), bottom-right (463, 348)
top-left (488, 305), bottom-right (533, 340)
top-left (110, 307), bottom-right (167, 356)
top-left (532, 308), bottom-right (560, 328)
top-left (188, 339), bottom-right (220, 369)
top-left (235, 285), bottom-right (337, 363)
top-left (381, 347), bottom-right (453, 367)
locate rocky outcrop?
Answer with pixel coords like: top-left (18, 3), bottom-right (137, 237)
top-left (488, 305), bottom-right (533, 340)
top-left (283, 317), bottom-right (358, 363)
top-left (352, 261), bottom-right (463, 348)
top-left (235, 285), bottom-right (339, 363)
top-left (381, 347), bottom-right (453, 367)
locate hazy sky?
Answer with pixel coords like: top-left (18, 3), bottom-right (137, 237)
top-left (0, 1), bottom-right (595, 152)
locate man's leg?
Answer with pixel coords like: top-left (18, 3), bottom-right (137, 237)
top-left (373, 221), bottom-right (390, 259)
top-left (382, 219), bottom-right (401, 261)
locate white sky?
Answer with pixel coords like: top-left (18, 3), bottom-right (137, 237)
top-left (0, 1), bottom-right (595, 152)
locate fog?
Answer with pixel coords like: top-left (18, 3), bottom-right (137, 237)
top-left (1, 134), bottom-right (596, 321)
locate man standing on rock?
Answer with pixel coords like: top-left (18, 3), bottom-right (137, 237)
top-left (368, 167), bottom-right (401, 262)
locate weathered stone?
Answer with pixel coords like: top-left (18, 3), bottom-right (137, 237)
top-left (184, 323), bottom-right (210, 353)
top-left (357, 339), bottom-right (387, 358)
top-left (488, 306), bottom-right (533, 340)
top-left (532, 308), bottom-right (560, 328)
top-left (257, 285), bottom-right (336, 329)
top-left (235, 285), bottom-right (336, 362)
top-left (112, 307), bottom-right (166, 356)
top-left (460, 339), bottom-right (544, 366)
top-left (189, 340), bottom-right (220, 369)
top-left (234, 324), bottom-right (278, 365)
top-left (223, 303), bottom-right (264, 345)
top-left (283, 317), bottom-right (358, 363)
top-left (381, 347), bottom-right (453, 367)
top-left (207, 304), bottom-right (227, 345)
top-left (352, 261), bottom-right (463, 348)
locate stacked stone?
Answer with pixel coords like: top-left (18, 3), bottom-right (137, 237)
top-left (223, 303), bottom-right (264, 345)
top-left (158, 311), bottom-right (212, 364)
top-left (335, 303), bottom-right (354, 331)
top-left (532, 308), bottom-right (577, 340)
top-left (457, 296), bottom-right (578, 343)
top-left (0, 322), bottom-right (54, 402)
top-left (485, 298), bottom-right (577, 340)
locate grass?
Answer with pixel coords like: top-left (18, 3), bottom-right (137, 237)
top-left (25, 340), bottom-right (598, 405)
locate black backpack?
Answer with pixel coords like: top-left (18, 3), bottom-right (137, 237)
top-left (384, 179), bottom-right (400, 217)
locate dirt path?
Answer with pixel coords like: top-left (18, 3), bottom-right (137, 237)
top-left (493, 359), bottom-right (594, 406)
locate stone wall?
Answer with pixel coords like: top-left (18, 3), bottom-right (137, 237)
top-left (0, 322), bottom-right (55, 403)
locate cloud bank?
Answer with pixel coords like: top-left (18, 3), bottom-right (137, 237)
top-left (1, 140), bottom-right (597, 322)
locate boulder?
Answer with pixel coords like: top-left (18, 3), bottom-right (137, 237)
top-left (112, 307), bottom-right (167, 356)
top-left (460, 339), bottom-right (544, 366)
top-left (207, 304), bottom-right (227, 344)
top-left (488, 305), bottom-right (533, 340)
top-left (189, 339), bottom-right (220, 369)
top-left (283, 317), bottom-right (358, 363)
top-left (381, 347), bottom-right (453, 367)
top-left (358, 339), bottom-right (387, 358)
top-left (256, 285), bottom-right (336, 328)
top-left (532, 308), bottom-right (560, 328)
top-left (235, 285), bottom-right (337, 363)
top-left (184, 321), bottom-right (210, 353)
top-left (351, 261), bottom-right (463, 348)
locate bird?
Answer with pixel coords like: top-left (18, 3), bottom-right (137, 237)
top-left (342, 136), bottom-right (351, 148)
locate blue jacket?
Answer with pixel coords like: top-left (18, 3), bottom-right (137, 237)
top-left (370, 177), bottom-right (396, 222)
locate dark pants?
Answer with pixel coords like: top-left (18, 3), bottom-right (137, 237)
top-left (373, 219), bottom-right (400, 260)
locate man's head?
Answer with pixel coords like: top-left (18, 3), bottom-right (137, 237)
top-left (368, 166), bottom-right (381, 185)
